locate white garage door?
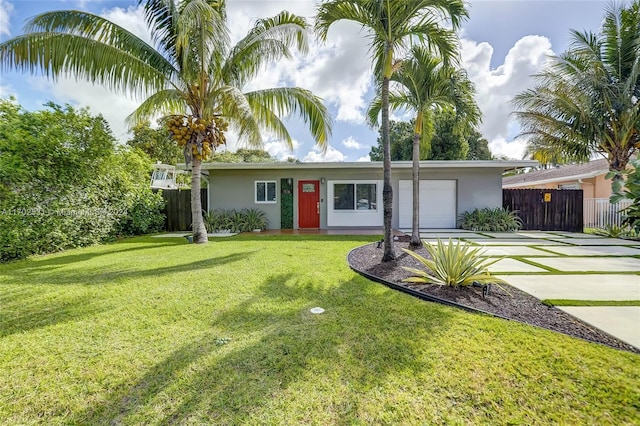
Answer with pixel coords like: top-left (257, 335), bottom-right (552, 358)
top-left (398, 180), bottom-right (456, 228)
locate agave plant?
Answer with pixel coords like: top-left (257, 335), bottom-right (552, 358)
top-left (202, 209), bottom-right (231, 233)
top-left (202, 210), bottom-right (217, 233)
top-left (240, 208), bottom-right (268, 231)
top-left (591, 224), bottom-right (629, 238)
top-left (402, 238), bottom-right (507, 287)
top-left (459, 207), bottom-right (522, 232)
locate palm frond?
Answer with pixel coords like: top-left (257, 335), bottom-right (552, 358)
top-left (139, 0), bottom-right (180, 65)
top-left (126, 89), bottom-right (186, 126)
top-left (0, 32), bottom-right (168, 97)
top-left (244, 87), bottom-right (332, 151)
top-left (223, 11), bottom-right (308, 88)
top-left (23, 10), bottom-right (176, 76)
top-left (315, 1), bottom-right (371, 41)
top-left (215, 85), bottom-right (263, 148)
top-left (176, 0), bottom-right (228, 80)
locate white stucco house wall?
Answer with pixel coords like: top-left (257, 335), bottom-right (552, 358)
top-left (197, 160), bottom-right (538, 230)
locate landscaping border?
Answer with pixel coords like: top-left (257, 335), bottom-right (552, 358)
top-left (347, 245), bottom-right (640, 354)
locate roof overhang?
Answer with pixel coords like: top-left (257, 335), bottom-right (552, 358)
top-left (503, 169), bottom-right (608, 188)
top-left (179, 160), bottom-right (539, 171)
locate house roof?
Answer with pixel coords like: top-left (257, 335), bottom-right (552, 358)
top-left (190, 160), bottom-right (539, 171)
top-left (502, 159), bottom-right (609, 188)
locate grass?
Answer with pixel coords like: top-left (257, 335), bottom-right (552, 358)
top-left (543, 299), bottom-right (640, 307)
top-left (1, 235), bottom-right (639, 424)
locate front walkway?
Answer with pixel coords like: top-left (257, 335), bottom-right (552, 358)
top-left (409, 230), bottom-right (640, 349)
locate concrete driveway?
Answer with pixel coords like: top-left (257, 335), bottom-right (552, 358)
top-left (415, 230), bottom-right (640, 349)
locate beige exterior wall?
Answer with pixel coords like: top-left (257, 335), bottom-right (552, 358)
top-left (505, 174), bottom-right (611, 199)
top-left (593, 174), bottom-right (612, 198)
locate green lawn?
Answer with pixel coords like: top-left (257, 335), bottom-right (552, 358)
top-left (1, 235), bottom-right (638, 425)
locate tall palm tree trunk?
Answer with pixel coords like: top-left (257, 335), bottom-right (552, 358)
top-left (381, 74), bottom-right (395, 261)
top-left (409, 127), bottom-right (422, 248)
top-left (190, 158), bottom-right (208, 243)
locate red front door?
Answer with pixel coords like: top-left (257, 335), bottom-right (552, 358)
top-left (298, 180), bottom-right (320, 228)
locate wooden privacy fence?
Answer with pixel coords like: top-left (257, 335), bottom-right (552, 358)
top-left (503, 189), bottom-right (583, 232)
top-left (162, 189), bottom-right (208, 232)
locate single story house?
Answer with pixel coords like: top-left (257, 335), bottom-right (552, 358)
top-left (199, 160), bottom-right (537, 230)
top-left (502, 158), bottom-right (612, 198)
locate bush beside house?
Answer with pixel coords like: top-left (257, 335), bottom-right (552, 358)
top-left (0, 99), bottom-right (165, 262)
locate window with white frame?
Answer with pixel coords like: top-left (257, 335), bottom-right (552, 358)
top-left (255, 181), bottom-right (277, 203)
top-left (333, 183), bottom-right (377, 210)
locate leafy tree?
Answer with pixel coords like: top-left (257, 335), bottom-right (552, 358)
top-left (368, 47), bottom-right (480, 247)
top-left (466, 129), bottom-right (492, 160)
top-left (429, 109), bottom-right (469, 161)
top-left (210, 149), bottom-right (275, 163)
top-left (369, 115), bottom-right (491, 162)
top-left (126, 120), bottom-right (183, 165)
top-left (0, 98), bottom-right (164, 261)
top-left (513, 1), bottom-right (640, 173)
top-left (369, 120), bottom-right (413, 161)
top-left (0, 98), bottom-right (115, 197)
top-left (1, 0), bottom-right (332, 244)
top-left (316, 0), bottom-right (467, 261)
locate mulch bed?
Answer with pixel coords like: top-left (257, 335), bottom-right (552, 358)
top-left (348, 236), bottom-right (639, 354)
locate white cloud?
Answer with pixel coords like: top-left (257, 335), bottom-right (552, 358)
top-left (264, 139), bottom-right (300, 160)
top-left (290, 25), bottom-right (373, 124)
top-left (0, 83), bottom-right (15, 98)
top-left (356, 155), bottom-right (371, 162)
top-left (0, 0), bottom-right (13, 37)
top-left (461, 35), bottom-right (554, 160)
top-left (488, 136), bottom-right (527, 160)
top-left (303, 145), bottom-right (345, 162)
top-left (342, 136), bottom-right (364, 150)
top-left (101, 5), bottom-right (152, 45)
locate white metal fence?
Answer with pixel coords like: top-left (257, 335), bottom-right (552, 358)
top-left (584, 198), bottom-right (633, 228)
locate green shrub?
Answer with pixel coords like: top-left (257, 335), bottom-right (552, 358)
top-left (402, 238), bottom-right (507, 287)
top-left (116, 189), bottom-right (166, 235)
top-left (608, 158), bottom-right (640, 233)
top-left (459, 207), bottom-right (522, 232)
top-left (0, 100), bottom-right (165, 262)
top-left (202, 208), bottom-right (268, 233)
top-left (240, 208), bottom-right (269, 231)
top-left (203, 209), bottom-right (231, 233)
top-left (202, 210), bottom-right (219, 233)
top-left (590, 224), bottom-right (628, 238)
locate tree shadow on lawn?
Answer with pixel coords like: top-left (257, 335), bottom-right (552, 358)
top-left (72, 273), bottom-right (453, 424)
top-left (0, 239), bottom-right (185, 274)
top-left (0, 251), bottom-right (255, 286)
top-left (0, 292), bottom-right (106, 338)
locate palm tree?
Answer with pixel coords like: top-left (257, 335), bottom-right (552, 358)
top-left (513, 1), bottom-right (640, 173)
top-left (368, 46), bottom-right (480, 248)
top-left (316, 0), bottom-right (467, 261)
top-left (0, 0), bottom-right (332, 243)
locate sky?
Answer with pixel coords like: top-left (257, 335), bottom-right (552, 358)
top-left (0, 0), bottom-right (613, 162)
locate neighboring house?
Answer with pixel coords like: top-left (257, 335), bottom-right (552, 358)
top-left (502, 158), bottom-right (612, 198)
top-left (502, 159), bottom-right (632, 228)
top-left (200, 160), bottom-right (537, 230)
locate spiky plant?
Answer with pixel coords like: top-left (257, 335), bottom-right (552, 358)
top-left (402, 238), bottom-right (507, 287)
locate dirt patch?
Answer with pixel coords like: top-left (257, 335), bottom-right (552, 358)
top-left (348, 237), bottom-right (639, 354)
